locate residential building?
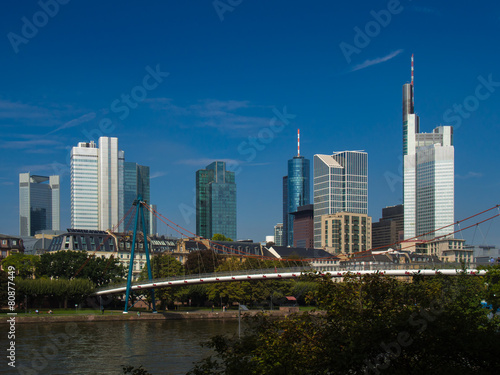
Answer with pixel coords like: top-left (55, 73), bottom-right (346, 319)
top-left (372, 204), bottom-right (404, 250)
top-left (264, 245), bottom-right (339, 272)
top-left (0, 235), bottom-right (24, 267)
top-left (19, 173), bottom-right (60, 236)
top-left (274, 223), bottom-right (284, 246)
top-left (403, 56), bottom-right (454, 240)
top-left (321, 212), bottom-right (372, 254)
top-left (290, 204), bottom-right (314, 248)
top-left (313, 151), bottom-right (368, 247)
top-left (196, 161), bottom-right (236, 240)
top-left (283, 130), bottom-right (310, 246)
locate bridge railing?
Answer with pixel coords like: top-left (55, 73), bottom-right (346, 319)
top-left (334, 262), bottom-right (478, 272)
top-left (95, 266), bottom-right (313, 293)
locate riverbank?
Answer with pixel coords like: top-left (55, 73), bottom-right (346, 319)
top-left (0, 308), bottom-right (302, 324)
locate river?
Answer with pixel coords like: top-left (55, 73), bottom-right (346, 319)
top-left (11, 319), bottom-right (238, 375)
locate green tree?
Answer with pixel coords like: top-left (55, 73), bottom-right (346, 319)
top-left (189, 272), bottom-right (500, 374)
top-left (212, 233), bottom-right (233, 242)
top-left (184, 249), bottom-right (224, 275)
top-left (139, 253), bottom-right (184, 309)
top-left (1, 253), bottom-right (39, 278)
top-left (482, 264), bottom-right (500, 312)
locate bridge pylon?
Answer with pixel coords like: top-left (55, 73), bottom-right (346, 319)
top-left (123, 195), bottom-right (157, 313)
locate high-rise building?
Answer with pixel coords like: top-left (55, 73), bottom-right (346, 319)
top-left (372, 204), bottom-right (404, 250)
top-left (313, 151), bottom-right (368, 248)
top-left (19, 173), bottom-right (60, 236)
top-left (403, 55), bottom-right (454, 240)
top-left (71, 137), bottom-right (126, 231)
top-left (123, 162), bottom-right (151, 233)
top-left (196, 161), bottom-right (236, 240)
top-left (71, 141), bottom-right (99, 230)
top-left (283, 130), bottom-right (310, 246)
top-left (274, 223), bottom-right (284, 246)
top-left (290, 204), bottom-right (314, 248)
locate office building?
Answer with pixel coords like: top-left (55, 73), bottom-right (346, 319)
top-left (283, 130), bottom-right (310, 246)
top-left (196, 161), bottom-right (236, 240)
top-left (274, 223), bottom-right (284, 246)
top-left (71, 137), bottom-right (126, 231)
top-left (123, 162), bottom-right (151, 233)
top-left (290, 204), bottom-right (314, 248)
top-left (313, 151), bottom-right (368, 247)
top-left (19, 173), bottom-right (60, 236)
top-left (321, 212), bottom-right (371, 254)
top-left (372, 204), bottom-right (403, 250)
top-left (403, 55), bottom-right (454, 240)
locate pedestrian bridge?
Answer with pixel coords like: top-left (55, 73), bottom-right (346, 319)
top-left (93, 266), bottom-right (486, 296)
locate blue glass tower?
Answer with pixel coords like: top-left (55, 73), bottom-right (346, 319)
top-left (283, 131), bottom-right (310, 246)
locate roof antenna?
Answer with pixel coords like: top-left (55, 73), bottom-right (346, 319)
top-left (297, 129), bottom-right (300, 157)
top-left (411, 53), bottom-right (414, 86)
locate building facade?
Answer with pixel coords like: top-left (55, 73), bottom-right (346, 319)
top-left (372, 204), bottom-right (404, 250)
top-left (123, 162), bottom-right (151, 233)
top-left (196, 161), bottom-right (236, 240)
top-left (313, 151), bottom-right (368, 247)
top-left (291, 204), bottom-right (314, 248)
top-left (19, 173), bottom-right (60, 236)
top-left (274, 223), bottom-right (284, 246)
top-left (403, 59), bottom-right (454, 240)
top-left (321, 212), bottom-right (372, 254)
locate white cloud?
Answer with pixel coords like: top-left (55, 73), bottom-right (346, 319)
top-left (350, 49), bottom-right (403, 72)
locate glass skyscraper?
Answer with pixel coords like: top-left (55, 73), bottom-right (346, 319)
top-left (196, 161), bottom-right (236, 240)
top-left (123, 162), bottom-right (151, 234)
top-left (19, 173), bottom-right (60, 236)
top-left (283, 156), bottom-right (310, 247)
top-left (402, 61), bottom-right (454, 240)
top-left (313, 151), bottom-right (368, 248)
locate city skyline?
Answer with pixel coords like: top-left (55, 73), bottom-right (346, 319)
top-left (1, 2), bottom-right (500, 245)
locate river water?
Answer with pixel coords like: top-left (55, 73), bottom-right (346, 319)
top-left (11, 319), bottom-right (238, 375)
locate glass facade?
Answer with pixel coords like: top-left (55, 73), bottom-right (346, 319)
top-left (196, 161), bottom-right (236, 240)
top-left (313, 152), bottom-right (368, 248)
top-left (123, 162), bottom-right (151, 234)
top-left (19, 173), bottom-right (60, 236)
top-left (283, 156), bottom-right (310, 246)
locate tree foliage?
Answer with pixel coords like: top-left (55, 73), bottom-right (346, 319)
top-left (212, 233), bottom-right (233, 242)
top-left (1, 253), bottom-right (39, 278)
top-left (189, 272), bottom-right (500, 374)
top-left (184, 249), bottom-right (224, 275)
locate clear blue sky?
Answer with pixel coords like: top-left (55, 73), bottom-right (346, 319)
top-left (1, 1), bottom-right (499, 246)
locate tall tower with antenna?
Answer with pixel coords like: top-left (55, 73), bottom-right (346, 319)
top-left (283, 129), bottom-right (310, 247)
top-left (402, 55), bottom-right (455, 241)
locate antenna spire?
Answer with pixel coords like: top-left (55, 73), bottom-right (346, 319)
top-left (411, 54), bottom-right (414, 86)
top-left (297, 129), bottom-right (300, 157)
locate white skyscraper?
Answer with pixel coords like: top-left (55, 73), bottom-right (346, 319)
top-left (403, 56), bottom-right (454, 240)
top-left (71, 141), bottom-right (99, 230)
top-left (313, 151), bottom-right (368, 248)
top-left (71, 137), bottom-right (124, 231)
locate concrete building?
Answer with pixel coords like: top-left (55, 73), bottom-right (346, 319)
top-left (313, 151), bottom-right (368, 248)
top-left (290, 204), bottom-right (314, 248)
top-left (372, 204), bottom-right (403, 251)
top-left (403, 56), bottom-right (454, 240)
top-left (321, 212), bottom-right (372, 254)
top-left (19, 173), bottom-right (60, 236)
top-left (274, 223), bottom-right (284, 246)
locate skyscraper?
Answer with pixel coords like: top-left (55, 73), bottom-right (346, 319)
top-left (71, 137), bottom-right (124, 231)
top-left (123, 162), bottom-right (151, 233)
top-left (283, 130), bottom-right (310, 246)
top-left (196, 161), bottom-right (236, 240)
top-left (19, 173), bottom-right (60, 236)
top-left (274, 223), bottom-right (284, 246)
top-left (403, 55), bottom-right (454, 240)
top-left (313, 151), bottom-right (368, 248)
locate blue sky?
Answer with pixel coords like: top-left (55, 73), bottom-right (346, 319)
top-left (1, 1), bottom-right (499, 246)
